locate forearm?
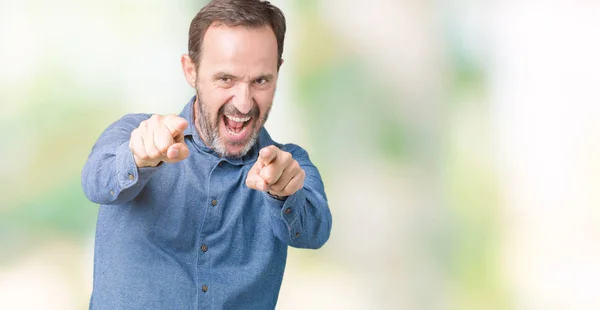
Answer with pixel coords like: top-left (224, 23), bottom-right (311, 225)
top-left (81, 114), bottom-right (156, 205)
top-left (266, 175), bottom-right (332, 249)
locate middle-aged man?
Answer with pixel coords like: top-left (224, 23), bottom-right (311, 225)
top-left (81, 0), bottom-right (332, 309)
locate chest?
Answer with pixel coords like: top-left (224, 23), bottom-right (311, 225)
top-left (131, 155), bottom-right (269, 244)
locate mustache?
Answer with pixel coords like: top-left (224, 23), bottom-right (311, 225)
top-left (218, 102), bottom-right (259, 119)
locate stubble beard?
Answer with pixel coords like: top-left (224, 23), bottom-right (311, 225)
top-left (194, 91), bottom-right (270, 158)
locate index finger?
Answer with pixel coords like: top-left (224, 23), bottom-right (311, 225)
top-left (164, 115), bottom-right (188, 138)
top-left (258, 145), bottom-right (279, 165)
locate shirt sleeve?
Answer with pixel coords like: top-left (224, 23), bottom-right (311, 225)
top-left (264, 144), bottom-right (332, 249)
top-left (81, 113), bottom-right (160, 205)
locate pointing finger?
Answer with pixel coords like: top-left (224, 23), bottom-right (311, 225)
top-left (258, 145), bottom-right (279, 165)
top-left (164, 115), bottom-right (189, 138)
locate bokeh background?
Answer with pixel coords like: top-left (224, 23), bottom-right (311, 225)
top-left (1, 0), bottom-right (600, 309)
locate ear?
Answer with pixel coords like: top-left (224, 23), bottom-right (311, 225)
top-left (181, 54), bottom-right (197, 88)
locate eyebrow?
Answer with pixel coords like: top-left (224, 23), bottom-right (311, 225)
top-left (212, 72), bottom-right (274, 81)
top-left (256, 74), bottom-right (274, 81)
top-left (213, 72), bottom-right (237, 80)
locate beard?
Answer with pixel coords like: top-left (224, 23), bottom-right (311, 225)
top-left (193, 91), bottom-right (270, 158)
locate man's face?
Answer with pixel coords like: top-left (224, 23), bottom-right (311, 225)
top-left (191, 24), bottom-right (280, 158)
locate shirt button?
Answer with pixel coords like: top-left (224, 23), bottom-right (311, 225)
top-left (284, 207), bottom-right (292, 215)
top-left (211, 199), bottom-right (218, 206)
top-left (201, 244), bottom-right (208, 252)
top-left (128, 174), bottom-right (134, 180)
top-left (110, 190), bottom-right (115, 195)
top-left (202, 285), bottom-right (209, 292)
top-left (295, 232), bottom-right (301, 238)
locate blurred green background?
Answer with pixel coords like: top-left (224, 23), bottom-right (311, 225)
top-left (2, 1), bottom-right (600, 309)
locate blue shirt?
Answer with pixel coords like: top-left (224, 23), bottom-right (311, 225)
top-left (81, 96), bottom-right (332, 309)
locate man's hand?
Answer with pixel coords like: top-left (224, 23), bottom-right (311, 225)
top-left (129, 114), bottom-right (189, 168)
top-left (245, 145), bottom-right (305, 198)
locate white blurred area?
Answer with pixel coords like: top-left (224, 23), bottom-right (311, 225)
top-left (1, 0), bottom-right (600, 309)
top-left (492, 3), bottom-right (600, 310)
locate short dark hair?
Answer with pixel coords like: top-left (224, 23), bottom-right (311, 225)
top-left (188, 0), bottom-right (286, 68)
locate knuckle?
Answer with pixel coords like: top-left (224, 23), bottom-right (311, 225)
top-left (290, 160), bottom-right (300, 172)
top-left (260, 170), bottom-right (275, 184)
top-left (154, 145), bottom-right (166, 155)
top-left (130, 128), bottom-right (139, 139)
top-left (130, 144), bottom-right (139, 154)
top-left (164, 114), bottom-right (177, 124)
top-left (149, 114), bottom-right (165, 128)
top-left (155, 138), bottom-right (170, 153)
top-left (158, 144), bottom-right (169, 154)
top-left (245, 176), bottom-right (258, 188)
top-left (270, 184), bottom-right (284, 192)
top-left (289, 180), bottom-right (301, 191)
top-left (148, 150), bottom-right (161, 159)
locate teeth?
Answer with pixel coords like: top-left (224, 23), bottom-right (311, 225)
top-left (225, 115), bottom-right (251, 123)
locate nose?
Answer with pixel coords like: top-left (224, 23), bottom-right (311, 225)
top-left (231, 82), bottom-right (253, 115)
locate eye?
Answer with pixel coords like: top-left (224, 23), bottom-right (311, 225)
top-left (215, 76), bottom-right (234, 88)
top-left (255, 78), bottom-right (271, 86)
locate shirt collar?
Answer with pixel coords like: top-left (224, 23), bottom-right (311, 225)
top-left (178, 95), bottom-right (276, 166)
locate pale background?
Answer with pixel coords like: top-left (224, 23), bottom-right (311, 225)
top-left (1, 0), bottom-right (599, 309)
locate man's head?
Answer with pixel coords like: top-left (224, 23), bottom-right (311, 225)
top-left (181, 0), bottom-right (286, 158)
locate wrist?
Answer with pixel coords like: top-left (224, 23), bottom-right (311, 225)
top-left (133, 154), bottom-right (162, 168)
top-left (266, 190), bottom-right (287, 201)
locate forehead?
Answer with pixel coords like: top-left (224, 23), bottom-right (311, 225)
top-left (200, 24), bottom-right (278, 72)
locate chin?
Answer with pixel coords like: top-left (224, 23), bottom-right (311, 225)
top-left (212, 134), bottom-right (258, 159)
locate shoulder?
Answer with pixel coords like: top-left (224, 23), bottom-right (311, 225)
top-left (280, 143), bottom-right (308, 158)
top-left (276, 142), bottom-right (313, 166)
top-left (258, 128), bottom-right (310, 158)
top-left (104, 113), bottom-right (153, 131)
top-left (116, 113), bottom-right (153, 126)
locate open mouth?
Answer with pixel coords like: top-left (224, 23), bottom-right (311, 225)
top-left (222, 114), bottom-right (252, 140)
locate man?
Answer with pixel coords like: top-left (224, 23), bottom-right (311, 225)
top-left (81, 0), bottom-right (332, 308)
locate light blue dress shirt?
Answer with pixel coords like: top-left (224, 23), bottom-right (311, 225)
top-left (81, 96), bottom-right (332, 309)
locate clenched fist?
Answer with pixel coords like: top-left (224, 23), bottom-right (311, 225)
top-left (129, 114), bottom-right (190, 168)
top-left (246, 145), bottom-right (305, 198)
